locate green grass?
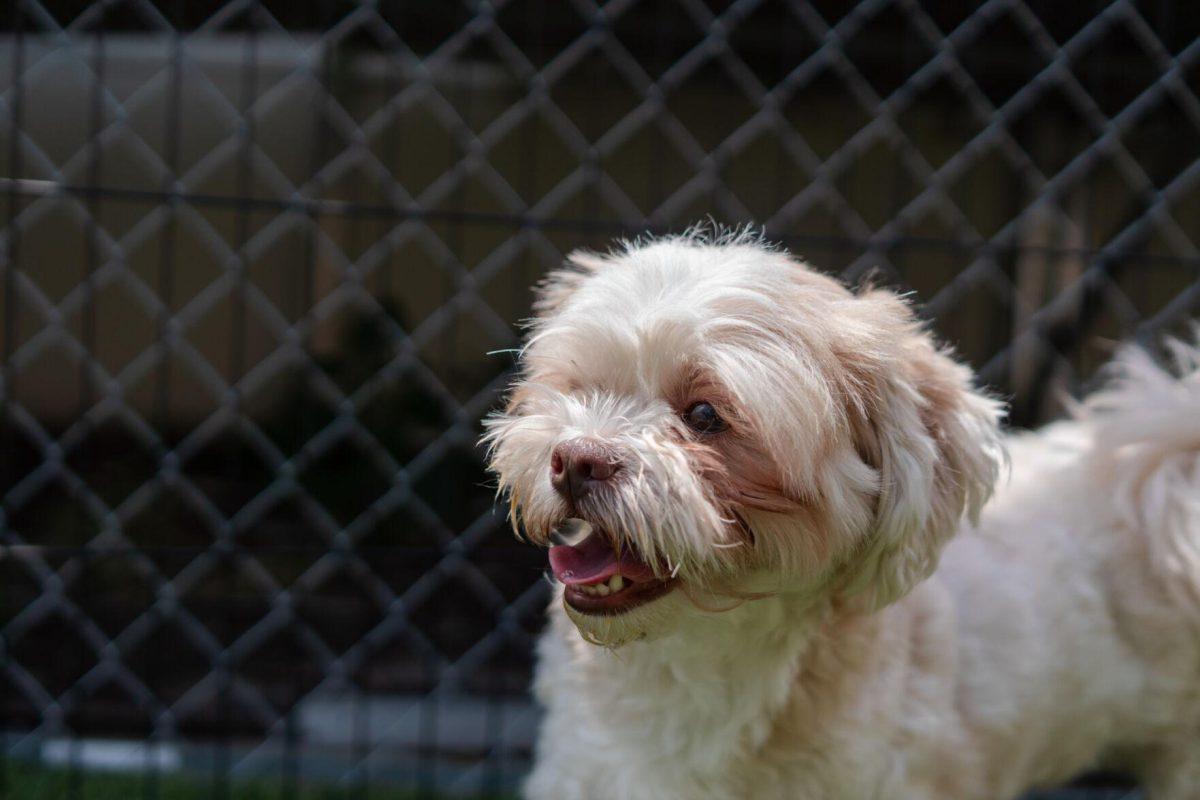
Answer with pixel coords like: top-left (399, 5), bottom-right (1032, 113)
top-left (2, 761), bottom-right (515, 800)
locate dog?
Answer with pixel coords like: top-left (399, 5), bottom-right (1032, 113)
top-left (483, 228), bottom-right (1200, 799)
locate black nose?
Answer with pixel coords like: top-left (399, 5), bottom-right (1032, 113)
top-left (550, 439), bottom-right (619, 503)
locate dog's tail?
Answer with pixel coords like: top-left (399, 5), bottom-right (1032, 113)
top-left (1080, 329), bottom-right (1200, 613)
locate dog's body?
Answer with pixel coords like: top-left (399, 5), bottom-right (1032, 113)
top-left (485, 231), bottom-right (1200, 799)
top-left (527, 410), bottom-right (1200, 799)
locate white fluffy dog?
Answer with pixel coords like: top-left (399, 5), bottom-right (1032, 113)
top-left (483, 229), bottom-right (1200, 799)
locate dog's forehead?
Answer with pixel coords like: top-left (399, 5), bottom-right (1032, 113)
top-left (529, 242), bottom-right (809, 394)
top-left (601, 241), bottom-right (774, 299)
top-left (567, 242), bottom-right (797, 329)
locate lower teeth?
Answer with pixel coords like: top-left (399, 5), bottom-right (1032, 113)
top-left (577, 580), bottom-right (630, 597)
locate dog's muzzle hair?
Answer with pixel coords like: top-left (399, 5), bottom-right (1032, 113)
top-left (484, 386), bottom-right (740, 583)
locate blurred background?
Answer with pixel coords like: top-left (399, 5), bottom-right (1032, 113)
top-left (1, 0), bottom-right (1197, 798)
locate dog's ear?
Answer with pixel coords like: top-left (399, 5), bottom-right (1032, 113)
top-left (838, 289), bottom-right (1005, 610)
top-left (532, 249), bottom-right (609, 318)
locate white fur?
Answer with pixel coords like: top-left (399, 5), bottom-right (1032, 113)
top-left (485, 230), bottom-right (1200, 799)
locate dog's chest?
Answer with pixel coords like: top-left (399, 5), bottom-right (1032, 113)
top-left (527, 610), bottom-right (893, 799)
top-left (531, 664), bottom-right (883, 800)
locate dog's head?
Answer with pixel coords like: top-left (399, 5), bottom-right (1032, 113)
top-left (484, 231), bottom-right (1004, 646)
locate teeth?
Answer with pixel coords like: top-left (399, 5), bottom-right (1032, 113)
top-left (574, 574), bottom-right (628, 598)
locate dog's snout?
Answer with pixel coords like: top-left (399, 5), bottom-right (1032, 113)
top-left (551, 439), bottom-right (619, 503)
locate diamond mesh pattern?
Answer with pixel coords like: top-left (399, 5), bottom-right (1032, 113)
top-left (2, 1), bottom-right (1198, 796)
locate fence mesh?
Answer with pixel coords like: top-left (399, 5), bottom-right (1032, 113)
top-left (2, 0), bottom-right (1198, 797)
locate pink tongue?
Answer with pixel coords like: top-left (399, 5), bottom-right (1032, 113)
top-left (548, 531), bottom-right (658, 586)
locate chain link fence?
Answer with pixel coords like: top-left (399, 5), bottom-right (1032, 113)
top-left (2, 0), bottom-right (1198, 797)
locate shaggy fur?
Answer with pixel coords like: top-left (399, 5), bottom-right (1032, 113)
top-left (483, 229), bottom-right (1200, 799)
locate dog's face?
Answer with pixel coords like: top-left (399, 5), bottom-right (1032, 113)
top-left (485, 234), bottom-right (1003, 647)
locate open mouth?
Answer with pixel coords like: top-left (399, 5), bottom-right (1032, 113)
top-left (548, 521), bottom-right (677, 615)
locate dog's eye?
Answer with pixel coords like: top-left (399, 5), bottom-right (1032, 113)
top-left (684, 402), bottom-right (727, 434)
